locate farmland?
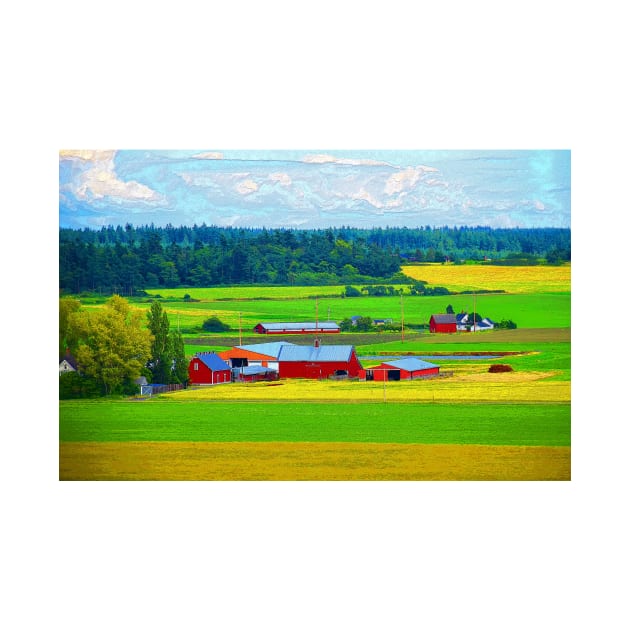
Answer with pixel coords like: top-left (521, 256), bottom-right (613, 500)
top-left (59, 263), bottom-right (571, 481)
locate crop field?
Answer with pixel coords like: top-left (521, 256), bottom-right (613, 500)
top-left (401, 263), bottom-right (571, 293)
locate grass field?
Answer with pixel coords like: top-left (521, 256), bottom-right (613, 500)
top-left (82, 291), bottom-right (570, 331)
top-left (60, 401), bottom-right (570, 446)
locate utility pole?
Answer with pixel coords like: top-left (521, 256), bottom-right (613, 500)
top-left (400, 293), bottom-right (405, 344)
top-left (473, 291), bottom-right (476, 334)
top-left (315, 297), bottom-right (319, 328)
top-left (239, 311), bottom-right (242, 346)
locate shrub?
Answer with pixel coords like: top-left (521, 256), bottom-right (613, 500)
top-left (488, 364), bottom-right (514, 373)
top-left (202, 316), bottom-right (230, 332)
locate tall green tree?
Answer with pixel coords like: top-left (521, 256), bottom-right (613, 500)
top-left (147, 301), bottom-right (171, 383)
top-left (169, 330), bottom-right (188, 384)
top-left (59, 297), bottom-right (82, 357)
top-left (146, 301), bottom-right (189, 385)
top-left (71, 295), bottom-right (153, 395)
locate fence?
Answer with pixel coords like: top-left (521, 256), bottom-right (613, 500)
top-left (140, 383), bottom-right (187, 396)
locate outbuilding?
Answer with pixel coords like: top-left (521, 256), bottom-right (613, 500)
top-left (429, 314), bottom-right (457, 333)
top-left (254, 321), bottom-right (341, 335)
top-left (365, 357), bottom-right (440, 381)
top-left (232, 365), bottom-right (279, 382)
top-left (188, 352), bottom-right (232, 385)
top-left (276, 342), bottom-right (362, 379)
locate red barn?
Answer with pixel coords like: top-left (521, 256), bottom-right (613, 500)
top-left (188, 352), bottom-right (232, 385)
top-left (254, 321), bottom-right (340, 335)
top-left (365, 357), bottom-right (440, 381)
top-left (276, 343), bottom-right (362, 379)
top-left (429, 314), bottom-right (457, 333)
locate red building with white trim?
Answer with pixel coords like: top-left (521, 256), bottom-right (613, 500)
top-left (364, 357), bottom-right (440, 381)
top-left (188, 352), bottom-right (232, 385)
top-left (254, 321), bottom-right (340, 335)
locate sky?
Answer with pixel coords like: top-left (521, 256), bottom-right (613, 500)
top-left (59, 149), bottom-right (570, 230)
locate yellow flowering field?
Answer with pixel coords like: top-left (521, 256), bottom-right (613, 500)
top-left (164, 372), bottom-right (569, 404)
top-left (401, 263), bottom-right (570, 293)
top-left (59, 441), bottom-right (570, 480)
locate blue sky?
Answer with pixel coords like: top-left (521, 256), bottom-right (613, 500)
top-left (59, 149), bottom-right (570, 230)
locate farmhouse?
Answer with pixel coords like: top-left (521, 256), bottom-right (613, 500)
top-left (254, 321), bottom-right (341, 335)
top-left (188, 352), bottom-right (232, 385)
top-left (363, 357), bottom-right (440, 381)
top-left (59, 353), bottom-right (77, 374)
top-left (429, 314), bottom-right (457, 333)
top-left (218, 341), bottom-right (295, 370)
top-left (275, 341), bottom-right (363, 379)
top-left (456, 312), bottom-right (496, 332)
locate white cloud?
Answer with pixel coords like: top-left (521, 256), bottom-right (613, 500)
top-left (384, 166), bottom-right (436, 195)
top-left (350, 188), bottom-right (384, 209)
top-left (236, 179), bottom-right (259, 195)
top-left (269, 172), bottom-right (292, 186)
top-left (192, 152), bottom-right (224, 160)
top-left (301, 154), bottom-right (392, 167)
top-left (60, 149), bottom-right (116, 162)
top-left (64, 150), bottom-right (162, 203)
top-left (534, 200), bottom-right (546, 211)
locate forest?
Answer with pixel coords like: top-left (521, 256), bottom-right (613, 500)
top-left (59, 224), bottom-right (571, 294)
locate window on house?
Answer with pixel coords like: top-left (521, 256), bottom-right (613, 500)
top-left (194, 363), bottom-right (198, 371)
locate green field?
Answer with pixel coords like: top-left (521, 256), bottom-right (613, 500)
top-left (59, 400), bottom-right (570, 446)
top-left (82, 291), bottom-right (570, 331)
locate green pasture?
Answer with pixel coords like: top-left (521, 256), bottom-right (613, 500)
top-left (59, 400), bottom-right (570, 446)
top-left (81, 291), bottom-right (570, 331)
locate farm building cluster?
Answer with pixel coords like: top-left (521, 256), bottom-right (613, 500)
top-left (187, 338), bottom-right (441, 385)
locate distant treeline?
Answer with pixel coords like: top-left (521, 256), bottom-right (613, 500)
top-left (59, 224), bottom-right (571, 294)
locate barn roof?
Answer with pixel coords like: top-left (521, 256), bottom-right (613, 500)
top-left (277, 344), bottom-right (355, 362)
top-left (236, 341), bottom-right (296, 358)
top-left (257, 321), bottom-right (340, 331)
top-left (381, 357), bottom-right (439, 372)
top-left (195, 353), bottom-right (231, 371)
top-left (234, 365), bottom-right (278, 376)
top-left (431, 314), bottom-right (457, 324)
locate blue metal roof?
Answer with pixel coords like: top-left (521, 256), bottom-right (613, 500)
top-left (258, 321), bottom-right (340, 331)
top-left (277, 344), bottom-right (355, 362)
top-left (237, 341), bottom-right (296, 358)
top-left (381, 357), bottom-right (439, 372)
top-left (195, 353), bottom-right (231, 371)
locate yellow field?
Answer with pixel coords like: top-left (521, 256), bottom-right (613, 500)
top-left (164, 370), bottom-right (569, 404)
top-left (59, 441), bottom-right (571, 480)
top-left (401, 263), bottom-right (571, 293)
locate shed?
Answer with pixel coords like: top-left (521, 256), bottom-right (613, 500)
top-left (365, 357), bottom-right (440, 381)
top-left (254, 321), bottom-right (341, 335)
top-left (232, 365), bottom-right (279, 382)
top-left (429, 314), bottom-right (457, 333)
top-left (276, 343), bottom-right (362, 379)
top-left (188, 352), bottom-right (232, 385)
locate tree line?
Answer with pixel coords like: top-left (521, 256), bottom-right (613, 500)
top-left (60, 224), bottom-right (571, 294)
